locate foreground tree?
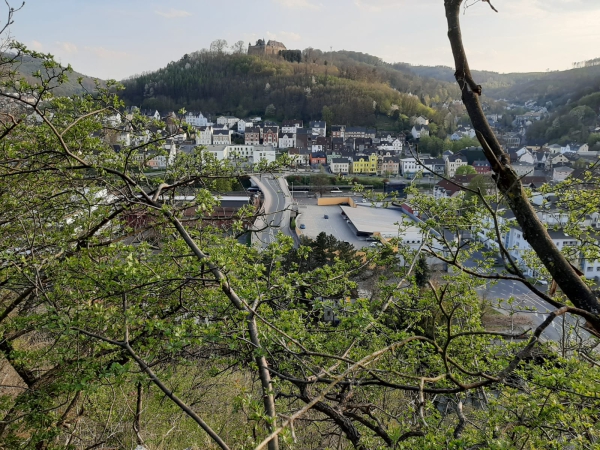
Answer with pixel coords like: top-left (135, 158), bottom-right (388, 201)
top-left (0, 3), bottom-right (599, 450)
top-left (444, 0), bottom-right (600, 332)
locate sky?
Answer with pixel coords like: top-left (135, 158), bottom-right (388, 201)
top-left (6, 0), bottom-right (600, 80)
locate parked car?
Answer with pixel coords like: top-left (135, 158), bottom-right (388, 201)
top-left (324, 215), bottom-right (329, 219)
top-left (299, 224), bottom-right (306, 229)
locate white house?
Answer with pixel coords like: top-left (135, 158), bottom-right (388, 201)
top-left (411, 125), bottom-right (430, 140)
top-left (252, 145), bottom-right (277, 164)
top-left (330, 158), bottom-right (350, 174)
top-left (545, 153), bottom-right (569, 169)
top-left (195, 126), bottom-right (213, 146)
top-left (433, 179), bottom-right (465, 200)
top-left (547, 144), bottom-right (562, 154)
top-left (511, 162), bottom-right (535, 177)
top-left (400, 158), bottom-right (420, 179)
top-left (205, 145), bottom-right (230, 161)
top-left (213, 129), bottom-right (232, 145)
top-left (184, 112), bottom-right (208, 127)
top-left (130, 129), bottom-right (151, 147)
top-left (227, 145), bottom-right (255, 159)
top-left (553, 166), bottom-right (574, 182)
top-left (278, 133), bottom-right (296, 149)
top-left (444, 154), bottom-right (467, 178)
top-left (104, 112), bottom-right (122, 127)
top-left (288, 148), bottom-right (310, 166)
top-left (415, 115), bottom-right (429, 126)
top-left (505, 226), bottom-right (578, 278)
top-left (216, 116), bottom-right (239, 129)
top-left (311, 144), bottom-right (324, 153)
top-left (145, 110), bottom-right (161, 121)
top-left (516, 147), bottom-right (535, 164)
top-left (237, 119), bottom-right (254, 133)
top-left (282, 120), bottom-right (303, 134)
top-left (115, 129), bottom-right (131, 147)
top-left (310, 121), bottom-right (326, 137)
top-left (577, 144), bottom-right (590, 154)
top-left (379, 138), bottom-right (403, 152)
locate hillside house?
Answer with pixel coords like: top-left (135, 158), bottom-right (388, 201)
top-left (351, 154), bottom-right (378, 174)
top-left (237, 119), bottom-right (254, 133)
top-left (278, 132), bottom-right (296, 149)
top-left (310, 152), bottom-right (327, 166)
top-left (473, 160), bottom-right (491, 174)
top-left (245, 127), bottom-right (261, 145)
top-left (281, 120), bottom-right (303, 134)
top-left (195, 126), bottom-right (213, 146)
top-left (288, 147), bottom-right (310, 166)
top-left (346, 126), bottom-right (366, 139)
top-left (380, 156), bottom-right (400, 176)
top-left (216, 116), bottom-right (239, 128)
top-left (310, 121), bottom-right (326, 137)
top-left (511, 162), bottom-right (535, 177)
top-left (433, 179), bottom-right (464, 200)
top-left (553, 166), bottom-right (574, 182)
top-left (331, 125), bottom-right (346, 138)
top-left (415, 115), bottom-right (429, 126)
top-left (213, 129), bottom-right (232, 145)
top-left (411, 125), bottom-right (430, 140)
top-left (184, 112), bottom-right (209, 127)
top-left (444, 154), bottom-right (467, 178)
top-left (331, 157), bottom-right (350, 174)
top-left (263, 127), bottom-right (279, 146)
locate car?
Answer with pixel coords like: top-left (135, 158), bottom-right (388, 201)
top-left (362, 199), bottom-right (368, 203)
top-left (324, 215), bottom-right (329, 219)
top-left (299, 224), bottom-right (306, 229)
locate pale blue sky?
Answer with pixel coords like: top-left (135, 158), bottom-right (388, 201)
top-left (7, 0), bottom-right (600, 80)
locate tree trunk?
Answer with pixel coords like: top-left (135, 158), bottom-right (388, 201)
top-left (443, 0), bottom-right (600, 330)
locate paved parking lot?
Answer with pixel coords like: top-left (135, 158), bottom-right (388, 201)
top-left (296, 204), bottom-right (370, 249)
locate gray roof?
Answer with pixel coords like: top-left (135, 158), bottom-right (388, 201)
top-left (346, 126), bottom-right (366, 133)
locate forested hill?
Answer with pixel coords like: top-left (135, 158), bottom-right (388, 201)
top-left (8, 54), bottom-right (100, 96)
top-left (120, 49), bottom-right (460, 127)
top-left (402, 61), bottom-right (600, 107)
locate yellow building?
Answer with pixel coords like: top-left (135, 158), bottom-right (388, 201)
top-left (350, 154), bottom-right (378, 174)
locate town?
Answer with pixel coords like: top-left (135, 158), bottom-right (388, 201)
top-left (95, 102), bottom-right (600, 287)
top-left (4, 3), bottom-right (600, 447)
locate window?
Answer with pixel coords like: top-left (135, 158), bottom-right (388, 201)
top-left (588, 267), bottom-right (593, 272)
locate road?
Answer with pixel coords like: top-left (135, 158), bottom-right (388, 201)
top-left (251, 175), bottom-right (299, 249)
top-left (466, 252), bottom-right (589, 343)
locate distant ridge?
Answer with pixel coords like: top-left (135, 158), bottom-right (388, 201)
top-left (4, 53), bottom-right (101, 96)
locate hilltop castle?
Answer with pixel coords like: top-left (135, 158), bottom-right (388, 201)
top-left (248, 39), bottom-right (287, 56)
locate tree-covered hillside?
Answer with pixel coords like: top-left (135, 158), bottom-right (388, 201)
top-left (120, 49), bottom-right (460, 127)
top-left (403, 60), bottom-right (600, 106)
top-left (527, 91), bottom-right (600, 146)
top-left (8, 53), bottom-right (100, 96)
